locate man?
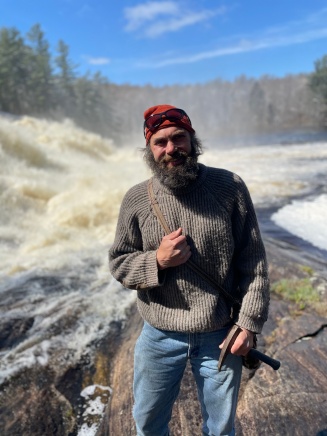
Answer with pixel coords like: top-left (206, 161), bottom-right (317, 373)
top-left (109, 104), bottom-right (270, 436)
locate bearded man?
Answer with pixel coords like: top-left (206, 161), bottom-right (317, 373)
top-left (109, 104), bottom-right (270, 436)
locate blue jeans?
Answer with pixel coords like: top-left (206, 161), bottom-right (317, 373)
top-left (133, 322), bottom-right (242, 436)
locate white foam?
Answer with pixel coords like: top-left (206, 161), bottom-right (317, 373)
top-left (200, 142), bottom-right (327, 207)
top-left (80, 384), bottom-right (112, 397)
top-left (1, 115), bottom-right (327, 279)
top-left (77, 423), bottom-right (98, 436)
top-left (272, 194), bottom-right (327, 251)
top-left (77, 385), bottom-right (112, 436)
top-left (0, 273), bottom-right (136, 384)
top-left (0, 115), bottom-right (149, 278)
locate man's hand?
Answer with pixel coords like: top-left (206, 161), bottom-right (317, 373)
top-left (156, 227), bottom-right (191, 270)
top-left (219, 328), bottom-right (254, 356)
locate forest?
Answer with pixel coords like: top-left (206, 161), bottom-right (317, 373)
top-left (1, 24), bottom-right (327, 144)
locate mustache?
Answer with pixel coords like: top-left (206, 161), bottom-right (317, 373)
top-left (160, 150), bottom-right (188, 163)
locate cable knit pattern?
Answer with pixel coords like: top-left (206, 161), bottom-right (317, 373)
top-left (109, 164), bottom-right (270, 333)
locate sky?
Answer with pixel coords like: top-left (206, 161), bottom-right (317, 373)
top-left (1, 0), bottom-right (327, 87)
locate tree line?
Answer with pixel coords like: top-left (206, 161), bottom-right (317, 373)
top-left (0, 24), bottom-right (115, 136)
top-left (1, 23), bottom-right (327, 143)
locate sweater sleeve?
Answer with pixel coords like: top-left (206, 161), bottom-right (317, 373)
top-left (108, 188), bottom-right (165, 291)
top-left (232, 176), bottom-right (270, 333)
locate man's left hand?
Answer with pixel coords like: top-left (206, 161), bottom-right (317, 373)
top-left (219, 328), bottom-right (254, 356)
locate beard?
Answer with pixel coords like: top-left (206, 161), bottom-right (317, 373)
top-left (144, 147), bottom-right (199, 189)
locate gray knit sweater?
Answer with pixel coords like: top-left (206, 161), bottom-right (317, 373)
top-left (109, 164), bottom-right (270, 333)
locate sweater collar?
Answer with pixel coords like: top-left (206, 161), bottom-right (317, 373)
top-left (152, 163), bottom-right (208, 196)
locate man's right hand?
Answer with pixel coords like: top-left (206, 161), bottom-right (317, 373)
top-left (156, 227), bottom-right (191, 270)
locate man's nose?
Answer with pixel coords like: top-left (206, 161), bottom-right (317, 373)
top-left (166, 141), bottom-right (176, 155)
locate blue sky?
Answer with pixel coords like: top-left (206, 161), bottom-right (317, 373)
top-left (1, 0), bottom-right (327, 86)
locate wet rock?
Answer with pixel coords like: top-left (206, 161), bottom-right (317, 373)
top-left (0, 317), bottom-right (35, 348)
top-left (0, 323), bottom-right (119, 436)
top-left (0, 368), bottom-right (76, 436)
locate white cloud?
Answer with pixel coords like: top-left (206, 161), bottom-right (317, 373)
top-left (84, 57), bottom-right (111, 66)
top-left (124, 1), bottom-right (224, 37)
top-left (135, 8), bottom-right (327, 67)
top-left (124, 1), bottom-right (179, 32)
top-left (145, 9), bottom-right (217, 38)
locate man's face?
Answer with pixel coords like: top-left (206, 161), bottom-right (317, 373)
top-left (149, 126), bottom-right (192, 167)
top-left (145, 126), bottom-right (199, 189)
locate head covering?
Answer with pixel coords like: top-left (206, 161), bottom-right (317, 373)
top-left (144, 104), bottom-right (195, 143)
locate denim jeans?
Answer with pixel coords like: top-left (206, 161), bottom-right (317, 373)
top-left (133, 322), bottom-right (242, 436)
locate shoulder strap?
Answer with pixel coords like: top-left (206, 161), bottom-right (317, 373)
top-left (147, 178), bottom-right (171, 234)
top-left (147, 179), bottom-right (241, 307)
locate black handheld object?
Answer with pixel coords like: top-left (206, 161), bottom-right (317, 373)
top-left (248, 348), bottom-right (281, 370)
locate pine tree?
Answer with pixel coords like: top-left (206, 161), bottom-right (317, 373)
top-left (309, 54), bottom-right (327, 124)
top-left (26, 24), bottom-right (53, 114)
top-left (54, 39), bottom-right (76, 114)
top-left (0, 27), bottom-right (30, 113)
top-left (73, 71), bottom-right (114, 133)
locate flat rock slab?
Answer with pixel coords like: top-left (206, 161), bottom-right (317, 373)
top-left (236, 311), bottom-right (327, 436)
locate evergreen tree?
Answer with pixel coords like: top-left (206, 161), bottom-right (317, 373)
top-left (26, 23), bottom-right (53, 114)
top-left (0, 27), bottom-right (30, 113)
top-left (309, 54), bottom-right (327, 124)
top-left (54, 39), bottom-right (76, 113)
top-left (73, 72), bottom-right (108, 132)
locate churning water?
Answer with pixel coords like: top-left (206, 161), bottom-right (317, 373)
top-left (0, 114), bottom-right (326, 434)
